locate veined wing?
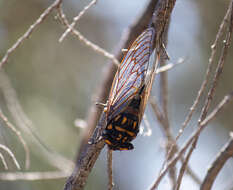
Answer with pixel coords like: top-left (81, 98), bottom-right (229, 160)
top-left (107, 27), bottom-right (155, 121)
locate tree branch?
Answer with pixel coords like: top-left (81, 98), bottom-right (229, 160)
top-left (0, 0), bottom-right (62, 69)
top-left (200, 133), bottom-right (233, 190)
top-left (150, 91), bottom-right (233, 190)
top-left (107, 149), bottom-right (113, 190)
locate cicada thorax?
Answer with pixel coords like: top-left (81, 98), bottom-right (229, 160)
top-left (103, 85), bottom-right (145, 150)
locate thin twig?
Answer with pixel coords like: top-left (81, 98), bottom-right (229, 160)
top-left (0, 171), bottom-right (69, 181)
top-left (142, 114), bottom-right (152, 136)
top-left (199, 0), bottom-right (233, 122)
top-left (0, 144), bottom-right (20, 170)
top-left (0, 152), bottom-right (8, 170)
top-left (200, 132), bottom-right (233, 190)
top-left (155, 58), bottom-right (184, 74)
top-left (107, 149), bottom-right (113, 190)
top-left (158, 29), bottom-right (177, 187)
top-left (165, 3), bottom-right (233, 188)
top-left (175, 3), bottom-right (233, 188)
top-left (57, 4), bottom-right (119, 66)
top-left (173, 0), bottom-right (232, 144)
top-left (59, 0), bottom-right (97, 42)
top-left (172, 0), bottom-right (230, 150)
top-left (0, 108), bottom-right (30, 169)
top-left (150, 91), bottom-right (233, 189)
top-left (0, 0), bottom-right (62, 69)
top-left (0, 70), bottom-right (74, 172)
top-left (150, 99), bottom-right (201, 185)
top-left (175, 142), bottom-right (196, 190)
top-left (200, 133), bottom-right (233, 190)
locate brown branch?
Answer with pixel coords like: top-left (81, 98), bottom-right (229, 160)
top-left (0, 171), bottom-right (69, 181)
top-left (175, 2), bottom-right (233, 189)
top-left (64, 113), bottom-right (106, 190)
top-left (0, 70), bottom-right (73, 172)
top-left (0, 108), bottom-right (30, 170)
top-left (165, 2), bottom-right (233, 189)
top-left (200, 133), bottom-right (233, 190)
top-left (107, 149), bottom-right (113, 190)
top-left (0, 144), bottom-right (20, 170)
top-left (57, 4), bottom-right (119, 65)
top-left (0, 153), bottom-right (8, 170)
top-left (0, 0), bottom-right (62, 69)
top-left (150, 91), bottom-right (233, 190)
top-left (175, 141), bottom-right (197, 190)
top-left (155, 58), bottom-right (184, 74)
top-left (150, 99), bottom-right (201, 185)
top-left (199, 0), bottom-right (233, 123)
top-left (174, 0), bottom-right (232, 144)
top-left (59, 0), bottom-right (97, 42)
top-left (159, 33), bottom-right (177, 188)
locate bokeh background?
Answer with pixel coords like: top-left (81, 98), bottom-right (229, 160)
top-left (0, 0), bottom-right (233, 189)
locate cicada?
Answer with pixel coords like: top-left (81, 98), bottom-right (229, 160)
top-left (103, 27), bottom-right (155, 150)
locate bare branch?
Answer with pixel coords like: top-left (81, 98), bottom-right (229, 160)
top-left (174, 0), bottom-right (232, 145)
top-left (64, 113), bottom-right (106, 190)
top-left (155, 58), bottom-right (184, 74)
top-left (150, 98), bottom-right (201, 185)
top-left (0, 144), bottom-right (21, 170)
top-left (59, 0), bottom-right (97, 42)
top-left (57, 4), bottom-right (119, 66)
top-left (107, 149), bottom-right (113, 190)
top-left (0, 108), bottom-right (30, 169)
top-left (199, 0), bottom-right (233, 122)
top-left (200, 133), bottom-right (233, 190)
top-left (0, 171), bottom-right (69, 181)
top-left (175, 141), bottom-right (197, 190)
top-left (0, 152), bottom-right (8, 170)
top-left (163, 3), bottom-right (233, 188)
top-left (0, 0), bottom-right (62, 69)
top-left (150, 91), bottom-right (233, 190)
top-left (175, 2), bottom-right (233, 188)
top-left (0, 70), bottom-right (74, 172)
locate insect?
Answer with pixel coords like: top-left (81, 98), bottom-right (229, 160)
top-left (103, 27), bottom-right (155, 151)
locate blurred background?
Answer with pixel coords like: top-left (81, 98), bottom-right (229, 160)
top-left (0, 0), bottom-right (233, 189)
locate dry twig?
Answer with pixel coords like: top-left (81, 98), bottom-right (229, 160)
top-left (150, 98), bottom-right (201, 186)
top-left (150, 91), bottom-right (233, 189)
top-left (158, 27), bottom-right (177, 187)
top-left (59, 0), bottom-right (97, 42)
top-left (200, 133), bottom-right (233, 190)
top-left (57, 4), bottom-right (119, 66)
top-left (0, 108), bottom-right (30, 169)
top-left (175, 2), bottom-right (233, 188)
top-left (0, 70), bottom-right (74, 172)
top-left (0, 0), bottom-right (62, 69)
top-left (172, 0), bottom-right (232, 146)
top-left (0, 171), bottom-right (69, 181)
top-left (107, 149), bottom-right (113, 190)
top-left (0, 144), bottom-right (20, 170)
top-left (0, 152), bottom-right (8, 170)
top-left (155, 58), bottom-right (184, 74)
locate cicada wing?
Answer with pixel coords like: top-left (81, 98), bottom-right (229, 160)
top-left (107, 28), bottom-right (155, 121)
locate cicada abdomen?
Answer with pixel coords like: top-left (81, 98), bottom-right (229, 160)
top-left (103, 27), bottom-right (155, 151)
